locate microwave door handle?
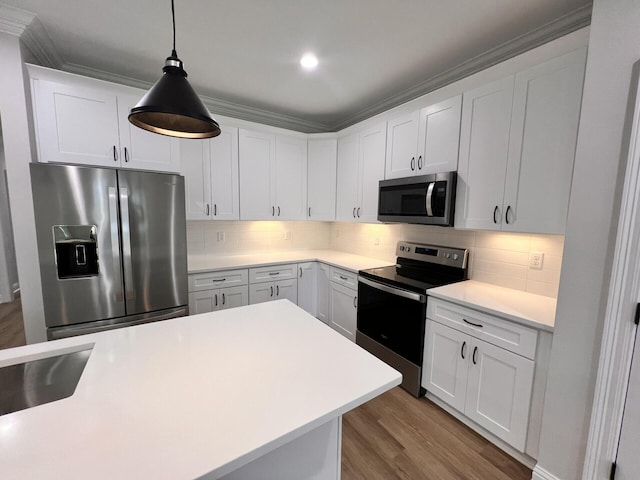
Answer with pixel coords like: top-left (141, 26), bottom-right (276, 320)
top-left (108, 187), bottom-right (124, 302)
top-left (120, 187), bottom-right (136, 301)
top-left (426, 182), bottom-right (435, 216)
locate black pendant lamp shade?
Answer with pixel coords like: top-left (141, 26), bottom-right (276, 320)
top-left (128, 1), bottom-right (220, 139)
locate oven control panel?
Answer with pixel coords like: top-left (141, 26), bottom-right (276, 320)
top-left (396, 242), bottom-right (468, 269)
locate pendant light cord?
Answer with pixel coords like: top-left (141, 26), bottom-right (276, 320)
top-left (171, 0), bottom-right (177, 58)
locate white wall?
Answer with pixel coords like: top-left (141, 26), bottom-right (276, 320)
top-left (0, 133), bottom-right (19, 302)
top-left (0, 32), bottom-right (46, 342)
top-left (534, 2), bottom-right (640, 479)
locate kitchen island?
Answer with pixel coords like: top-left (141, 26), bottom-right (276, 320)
top-left (0, 300), bottom-right (401, 479)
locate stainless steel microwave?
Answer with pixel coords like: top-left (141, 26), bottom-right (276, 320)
top-left (377, 172), bottom-right (457, 226)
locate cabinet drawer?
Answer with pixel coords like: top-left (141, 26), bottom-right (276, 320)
top-left (329, 267), bottom-right (357, 289)
top-left (249, 263), bottom-right (297, 283)
top-left (189, 269), bottom-right (249, 292)
top-left (427, 298), bottom-right (538, 360)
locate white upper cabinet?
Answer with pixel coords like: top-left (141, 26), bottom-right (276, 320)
top-left (239, 129), bottom-right (307, 220)
top-left (417, 95), bottom-right (462, 174)
top-left (116, 93), bottom-right (181, 172)
top-left (384, 111), bottom-right (420, 179)
top-left (502, 48), bottom-right (587, 234)
top-left (456, 76), bottom-right (515, 230)
top-left (456, 48), bottom-right (586, 234)
top-left (336, 122), bottom-right (387, 223)
top-left (384, 95), bottom-right (461, 180)
top-left (307, 138), bottom-right (337, 221)
top-left (181, 126), bottom-right (239, 221)
top-left (31, 74), bottom-right (181, 173)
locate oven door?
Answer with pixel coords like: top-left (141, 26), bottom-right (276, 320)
top-left (356, 276), bottom-right (427, 366)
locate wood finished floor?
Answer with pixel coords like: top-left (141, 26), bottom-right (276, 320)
top-left (0, 297), bottom-right (25, 350)
top-left (0, 302), bottom-right (530, 478)
top-left (342, 387), bottom-right (532, 480)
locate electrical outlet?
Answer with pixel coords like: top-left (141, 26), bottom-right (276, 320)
top-left (217, 231), bottom-right (225, 243)
top-left (374, 235), bottom-right (380, 245)
top-left (530, 251), bottom-right (544, 270)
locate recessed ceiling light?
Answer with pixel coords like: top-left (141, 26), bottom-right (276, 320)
top-left (300, 53), bottom-right (319, 71)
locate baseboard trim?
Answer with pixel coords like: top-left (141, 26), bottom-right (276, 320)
top-left (532, 465), bottom-right (562, 480)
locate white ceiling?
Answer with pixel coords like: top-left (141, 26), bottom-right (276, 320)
top-left (3, 0), bottom-right (592, 132)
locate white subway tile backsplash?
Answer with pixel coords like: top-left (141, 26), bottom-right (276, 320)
top-left (186, 219), bottom-right (565, 299)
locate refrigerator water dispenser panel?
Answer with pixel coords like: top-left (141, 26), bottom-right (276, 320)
top-left (53, 225), bottom-right (99, 279)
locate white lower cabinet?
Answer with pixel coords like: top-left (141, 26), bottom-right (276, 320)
top-left (248, 264), bottom-right (298, 305)
top-left (423, 309), bottom-right (536, 452)
top-left (189, 285), bottom-right (249, 315)
top-left (297, 262), bottom-right (317, 316)
top-left (329, 281), bottom-right (357, 342)
top-left (316, 263), bottom-right (330, 324)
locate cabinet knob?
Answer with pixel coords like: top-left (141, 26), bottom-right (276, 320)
top-left (353, 296), bottom-right (357, 308)
top-left (353, 207), bottom-right (356, 218)
top-left (206, 204), bottom-right (210, 216)
top-left (270, 286), bottom-right (274, 297)
top-left (410, 157), bottom-right (415, 171)
top-left (214, 293), bottom-right (218, 307)
top-left (277, 206), bottom-right (281, 216)
top-left (418, 155), bottom-right (423, 170)
top-left (505, 205), bottom-right (512, 225)
top-left (214, 204), bottom-right (217, 216)
top-left (124, 147), bottom-right (130, 163)
top-left (357, 207), bottom-right (361, 218)
top-left (276, 285), bottom-right (280, 296)
top-left (493, 206), bottom-right (499, 224)
top-left (472, 346), bottom-right (478, 365)
top-left (222, 293), bottom-right (226, 305)
top-left (113, 145), bottom-right (118, 162)
top-left (461, 341), bottom-right (466, 359)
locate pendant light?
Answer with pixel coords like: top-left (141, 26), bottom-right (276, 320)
top-left (129, 0), bottom-right (220, 139)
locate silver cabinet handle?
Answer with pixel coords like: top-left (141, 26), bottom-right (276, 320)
top-left (418, 155), bottom-right (423, 170)
top-left (410, 157), bottom-right (415, 171)
top-left (124, 147), bottom-right (130, 163)
top-left (214, 204), bottom-right (217, 216)
top-left (108, 187), bottom-right (123, 302)
top-left (113, 145), bottom-right (118, 162)
top-left (277, 206), bottom-right (280, 216)
top-left (270, 286), bottom-right (274, 297)
top-left (356, 207), bottom-right (360, 218)
top-left (353, 207), bottom-right (356, 218)
top-left (276, 285), bottom-right (280, 296)
top-left (426, 182), bottom-right (435, 216)
top-left (299, 267), bottom-right (303, 278)
top-left (214, 293), bottom-right (218, 307)
top-left (206, 204), bottom-right (210, 216)
top-left (119, 187), bottom-right (135, 301)
top-left (353, 296), bottom-right (357, 308)
top-left (222, 293), bottom-right (226, 305)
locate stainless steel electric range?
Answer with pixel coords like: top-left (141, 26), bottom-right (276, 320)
top-left (357, 241), bottom-right (469, 397)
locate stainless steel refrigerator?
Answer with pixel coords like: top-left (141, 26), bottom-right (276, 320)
top-left (30, 163), bottom-right (188, 340)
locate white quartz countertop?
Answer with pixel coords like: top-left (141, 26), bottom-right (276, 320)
top-left (0, 301), bottom-right (401, 479)
top-left (188, 250), bottom-right (394, 274)
top-left (427, 280), bottom-right (557, 331)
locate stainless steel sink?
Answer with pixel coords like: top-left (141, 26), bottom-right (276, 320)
top-left (0, 347), bottom-right (92, 416)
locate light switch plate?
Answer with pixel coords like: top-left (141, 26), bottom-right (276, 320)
top-left (530, 251), bottom-right (544, 269)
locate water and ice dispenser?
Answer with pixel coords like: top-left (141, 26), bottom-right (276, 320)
top-left (53, 225), bottom-right (99, 279)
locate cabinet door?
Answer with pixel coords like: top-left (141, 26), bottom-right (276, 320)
top-left (385, 111), bottom-right (419, 179)
top-left (316, 263), bottom-right (330, 324)
top-left (329, 282), bottom-right (357, 342)
top-left (180, 139), bottom-right (211, 220)
top-left (239, 129), bottom-right (275, 220)
top-left (465, 340), bottom-right (535, 452)
top-left (219, 285), bottom-right (248, 310)
top-left (188, 289), bottom-right (218, 315)
top-left (336, 133), bottom-right (360, 221)
top-left (249, 282), bottom-right (274, 305)
top-left (297, 262), bottom-right (317, 315)
top-left (275, 279), bottom-right (298, 304)
top-left (210, 126), bottom-right (240, 220)
top-left (423, 320), bottom-right (469, 413)
top-left (456, 76), bottom-right (514, 230)
top-left (117, 93), bottom-right (181, 173)
top-left (307, 138), bottom-right (337, 221)
top-left (417, 95), bottom-right (462, 174)
top-left (34, 79), bottom-right (120, 167)
top-left (503, 48), bottom-right (586, 234)
top-left (358, 122), bottom-right (387, 222)
top-left (274, 135), bottom-right (307, 220)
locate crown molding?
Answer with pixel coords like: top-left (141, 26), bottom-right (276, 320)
top-left (0, 3), bottom-right (35, 36)
top-left (21, 17), bottom-right (64, 68)
top-left (329, 3), bottom-right (593, 131)
top-left (62, 62), bottom-right (331, 133)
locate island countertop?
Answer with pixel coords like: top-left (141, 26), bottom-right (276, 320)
top-left (0, 301), bottom-right (401, 479)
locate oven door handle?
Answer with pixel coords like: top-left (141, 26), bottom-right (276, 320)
top-left (358, 276), bottom-right (426, 304)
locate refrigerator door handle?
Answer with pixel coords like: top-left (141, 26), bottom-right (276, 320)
top-left (119, 187), bottom-right (136, 301)
top-left (108, 187), bottom-right (124, 302)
